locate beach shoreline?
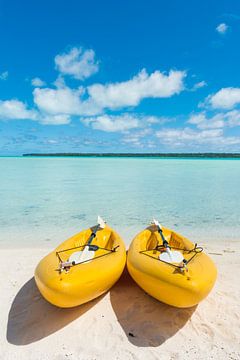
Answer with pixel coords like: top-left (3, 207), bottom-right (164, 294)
top-left (1, 241), bottom-right (239, 360)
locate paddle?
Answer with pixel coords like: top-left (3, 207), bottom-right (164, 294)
top-left (67, 216), bottom-right (106, 265)
top-left (152, 219), bottom-right (184, 264)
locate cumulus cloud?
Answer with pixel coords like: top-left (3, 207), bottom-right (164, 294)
top-left (31, 77), bottom-right (46, 87)
top-left (55, 47), bottom-right (99, 80)
top-left (156, 126), bottom-right (240, 148)
top-left (205, 87), bottom-right (240, 109)
top-left (33, 86), bottom-right (100, 116)
top-left (84, 114), bottom-right (140, 132)
top-left (0, 71), bottom-right (8, 80)
top-left (40, 114), bottom-right (71, 125)
top-left (2, 67), bottom-right (185, 126)
top-left (0, 99), bottom-right (37, 120)
top-left (88, 69), bottom-right (186, 109)
top-left (188, 110), bottom-right (240, 130)
top-left (0, 95), bottom-right (73, 126)
top-left (155, 127), bottom-right (240, 148)
top-left (216, 23), bottom-right (228, 34)
top-left (33, 87), bottom-right (84, 115)
top-left (0, 98), bottom-right (72, 125)
top-left (83, 113), bottom-right (172, 133)
top-left (0, 47), bottom-right (187, 129)
top-left (33, 69), bottom-right (185, 117)
top-left (223, 110), bottom-right (240, 127)
top-left (144, 115), bottom-right (170, 125)
top-left (188, 112), bottom-right (225, 129)
top-left (156, 127), bottom-right (223, 144)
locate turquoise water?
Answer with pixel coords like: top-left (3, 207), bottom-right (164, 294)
top-left (0, 157), bottom-right (240, 247)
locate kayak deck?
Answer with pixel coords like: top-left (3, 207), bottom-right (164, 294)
top-left (127, 225), bottom-right (217, 308)
top-left (35, 226), bottom-right (126, 308)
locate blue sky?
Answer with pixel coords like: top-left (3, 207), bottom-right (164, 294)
top-left (1, 0), bottom-right (240, 154)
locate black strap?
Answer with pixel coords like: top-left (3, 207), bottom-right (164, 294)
top-left (139, 245), bottom-right (203, 270)
top-left (56, 243), bottom-right (119, 269)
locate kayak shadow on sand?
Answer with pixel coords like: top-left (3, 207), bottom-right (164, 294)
top-left (7, 277), bottom-right (102, 345)
top-left (110, 268), bottom-right (197, 347)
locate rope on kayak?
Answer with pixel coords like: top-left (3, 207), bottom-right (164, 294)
top-left (56, 244), bottom-right (120, 272)
top-left (139, 244), bottom-right (203, 271)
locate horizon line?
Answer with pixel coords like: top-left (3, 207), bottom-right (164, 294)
top-left (20, 152), bottom-right (240, 158)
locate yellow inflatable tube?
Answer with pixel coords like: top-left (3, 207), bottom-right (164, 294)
top-left (35, 224), bottom-right (126, 308)
top-left (127, 225), bottom-right (217, 308)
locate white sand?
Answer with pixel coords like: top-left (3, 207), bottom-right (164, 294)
top-left (1, 241), bottom-right (240, 360)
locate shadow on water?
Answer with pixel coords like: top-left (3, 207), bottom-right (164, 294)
top-left (7, 277), bottom-right (102, 345)
top-left (110, 268), bottom-right (197, 347)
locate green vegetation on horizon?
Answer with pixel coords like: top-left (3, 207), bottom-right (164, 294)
top-left (22, 153), bottom-right (240, 158)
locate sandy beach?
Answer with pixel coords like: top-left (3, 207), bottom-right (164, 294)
top-left (1, 240), bottom-right (239, 360)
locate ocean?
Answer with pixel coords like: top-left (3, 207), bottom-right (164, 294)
top-left (0, 156), bottom-right (240, 247)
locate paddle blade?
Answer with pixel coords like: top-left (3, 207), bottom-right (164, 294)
top-left (159, 250), bottom-right (184, 264)
top-left (97, 215), bottom-right (106, 229)
top-left (69, 249), bottom-right (95, 264)
top-left (152, 218), bottom-right (162, 230)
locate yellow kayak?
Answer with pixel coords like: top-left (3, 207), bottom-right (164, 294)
top-left (35, 218), bottom-right (126, 308)
top-left (127, 222), bottom-right (217, 308)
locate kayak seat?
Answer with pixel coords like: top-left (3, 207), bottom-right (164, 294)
top-left (106, 233), bottom-right (115, 250)
top-left (73, 229), bottom-right (112, 250)
top-left (93, 229), bottom-right (112, 249)
top-left (169, 233), bottom-right (182, 249)
top-left (145, 230), bottom-right (182, 250)
top-left (146, 233), bottom-right (158, 250)
top-left (74, 231), bottom-right (91, 248)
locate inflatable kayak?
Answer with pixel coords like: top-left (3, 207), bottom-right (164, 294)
top-left (35, 217), bottom-right (126, 308)
top-left (127, 220), bottom-right (217, 308)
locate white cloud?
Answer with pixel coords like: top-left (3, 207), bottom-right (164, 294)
top-left (31, 77), bottom-right (46, 87)
top-left (122, 128), bottom-right (153, 147)
top-left (206, 87), bottom-right (240, 109)
top-left (145, 115), bottom-right (170, 124)
top-left (226, 110), bottom-right (240, 127)
top-left (188, 112), bottom-right (225, 129)
top-left (88, 69), bottom-right (186, 109)
top-left (83, 113), bottom-right (172, 133)
top-left (84, 114), bottom-right (140, 132)
top-left (55, 47), bottom-right (99, 80)
top-left (156, 127), bottom-right (224, 144)
top-left (156, 127), bottom-right (240, 148)
top-left (33, 68), bottom-right (185, 117)
top-left (53, 75), bottom-right (66, 88)
top-left (33, 86), bottom-right (100, 116)
top-left (46, 139), bottom-right (59, 144)
top-left (216, 23), bottom-right (228, 34)
top-left (40, 114), bottom-right (71, 125)
top-left (191, 80), bottom-right (207, 91)
top-left (0, 71), bottom-right (8, 80)
top-left (33, 87), bottom-right (83, 115)
top-left (0, 99), bottom-right (37, 120)
top-left (0, 98), bottom-right (72, 125)
top-left (146, 116), bottom-right (160, 124)
top-left (188, 110), bottom-right (240, 130)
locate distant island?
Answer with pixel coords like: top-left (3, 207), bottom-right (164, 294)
top-left (22, 153), bottom-right (240, 158)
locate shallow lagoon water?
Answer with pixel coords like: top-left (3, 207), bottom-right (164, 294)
top-left (0, 157), bottom-right (240, 247)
